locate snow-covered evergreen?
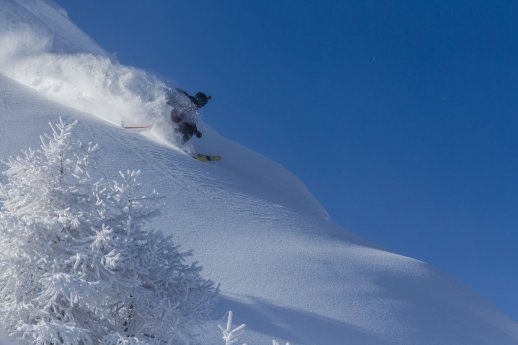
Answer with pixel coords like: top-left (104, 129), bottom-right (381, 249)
top-left (218, 311), bottom-right (290, 345)
top-left (0, 119), bottom-right (218, 345)
top-left (219, 311), bottom-right (246, 345)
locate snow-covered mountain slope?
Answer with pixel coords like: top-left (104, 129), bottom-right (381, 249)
top-left (0, 1), bottom-right (517, 344)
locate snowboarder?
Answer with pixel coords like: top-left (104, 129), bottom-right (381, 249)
top-left (167, 88), bottom-right (211, 144)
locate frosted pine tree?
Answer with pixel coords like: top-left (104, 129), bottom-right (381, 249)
top-left (0, 119), bottom-right (218, 345)
top-left (95, 169), bottom-right (218, 345)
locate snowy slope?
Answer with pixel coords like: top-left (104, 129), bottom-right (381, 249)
top-left (0, 1), bottom-right (517, 345)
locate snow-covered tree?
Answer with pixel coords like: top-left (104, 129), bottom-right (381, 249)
top-left (218, 311), bottom-right (290, 345)
top-left (0, 119), bottom-right (218, 345)
top-left (219, 311), bottom-right (246, 345)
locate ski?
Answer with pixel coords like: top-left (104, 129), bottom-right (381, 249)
top-left (193, 154), bottom-right (221, 162)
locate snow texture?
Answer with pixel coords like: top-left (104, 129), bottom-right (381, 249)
top-left (0, 1), bottom-right (517, 344)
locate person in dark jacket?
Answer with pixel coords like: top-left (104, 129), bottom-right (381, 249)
top-left (167, 89), bottom-right (211, 144)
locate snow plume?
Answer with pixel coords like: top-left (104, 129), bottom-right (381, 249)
top-left (0, 25), bottom-right (173, 134)
top-left (0, 24), bottom-right (51, 63)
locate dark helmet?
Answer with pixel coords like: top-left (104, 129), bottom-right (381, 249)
top-left (193, 92), bottom-right (211, 108)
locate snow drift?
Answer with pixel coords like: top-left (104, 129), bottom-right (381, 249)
top-left (0, 1), bottom-right (517, 345)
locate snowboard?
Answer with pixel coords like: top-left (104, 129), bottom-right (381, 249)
top-left (123, 125), bottom-right (220, 162)
top-left (193, 154), bottom-right (221, 162)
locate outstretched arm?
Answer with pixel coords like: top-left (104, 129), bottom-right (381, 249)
top-left (193, 124), bottom-right (203, 138)
top-left (175, 88), bottom-right (199, 106)
top-left (175, 88), bottom-right (190, 98)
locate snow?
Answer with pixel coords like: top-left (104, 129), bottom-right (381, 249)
top-left (0, 1), bottom-right (517, 344)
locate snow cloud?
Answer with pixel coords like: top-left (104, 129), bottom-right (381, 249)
top-left (0, 24), bottom-right (51, 63)
top-left (0, 24), bottom-right (172, 132)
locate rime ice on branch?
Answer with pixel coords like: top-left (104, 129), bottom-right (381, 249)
top-left (219, 311), bottom-right (290, 345)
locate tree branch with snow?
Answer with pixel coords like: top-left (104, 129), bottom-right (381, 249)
top-left (219, 311), bottom-right (291, 345)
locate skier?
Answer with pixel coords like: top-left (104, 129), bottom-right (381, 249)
top-left (167, 88), bottom-right (211, 144)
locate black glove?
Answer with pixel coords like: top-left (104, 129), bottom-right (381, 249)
top-left (195, 130), bottom-right (203, 138)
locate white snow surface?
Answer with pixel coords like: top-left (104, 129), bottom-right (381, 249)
top-left (0, 1), bottom-right (517, 344)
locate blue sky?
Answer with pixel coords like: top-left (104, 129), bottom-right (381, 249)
top-left (55, 0), bottom-right (518, 321)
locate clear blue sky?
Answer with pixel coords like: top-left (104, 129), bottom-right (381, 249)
top-left (55, 0), bottom-right (518, 321)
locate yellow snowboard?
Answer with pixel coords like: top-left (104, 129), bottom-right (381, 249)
top-left (193, 154), bottom-right (222, 162)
